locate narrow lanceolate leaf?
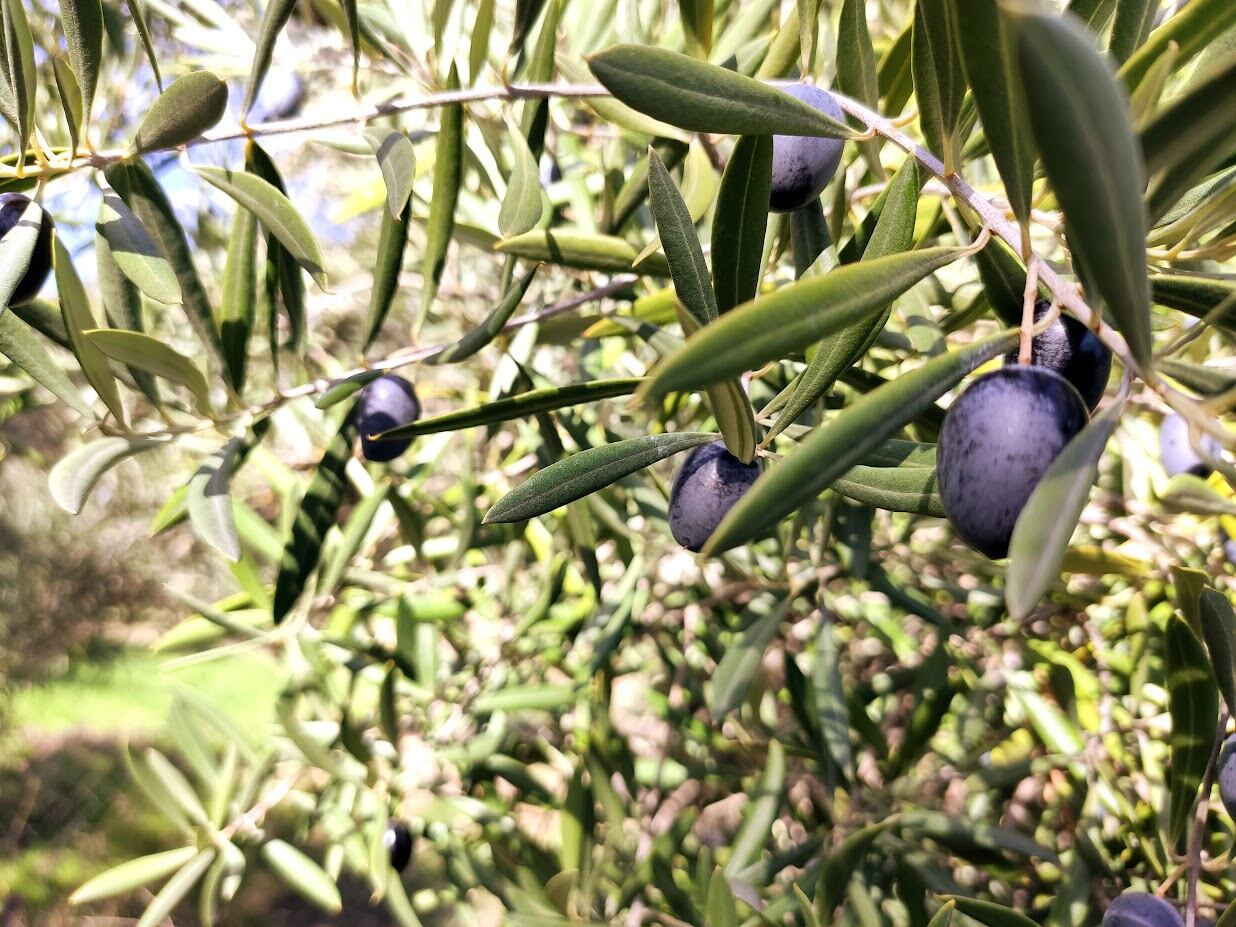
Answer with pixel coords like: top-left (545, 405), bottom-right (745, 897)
top-left (496, 229), bottom-right (671, 275)
top-left (1164, 613), bottom-right (1220, 846)
top-left (1200, 588), bottom-right (1236, 718)
top-left (0, 195), bottom-right (44, 312)
top-left (0, 0), bottom-right (35, 167)
top-left (1152, 274), bottom-right (1236, 327)
top-left (679, 0), bottom-right (713, 55)
top-left (192, 166), bottom-right (327, 289)
top-left (1011, 8), bottom-right (1152, 368)
top-left (974, 235), bottom-right (1035, 325)
top-left (912, 0), bottom-right (966, 171)
top-left (58, 0), bottom-right (103, 127)
top-left (420, 64), bottom-right (463, 330)
top-left (105, 160), bottom-right (227, 385)
top-left (260, 841), bottom-right (343, 914)
top-left (51, 56), bottom-right (82, 154)
top-left (711, 135), bottom-right (772, 314)
top-left (273, 414), bottom-right (357, 624)
top-left (363, 200), bottom-right (409, 351)
top-left (364, 127), bottom-right (416, 219)
top-left (499, 124), bottom-right (545, 238)
top-left (341, 0), bottom-right (360, 95)
top-left (1110, 0), bottom-right (1157, 63)
top-left (817, 821), bottom-right (897, 917)
top-left (766, 158), bottom-right (922, 443)
top-left (95, 231), bottom-right (160, 405)
top-left (55, 237), bottom-right (125, 426)
top-left (1141, 59), bottom-right (1236, 223)
top-left (50, 436), bottom-right (161, 514)
top-left (703, 328), bottom-right (1019, 553)
top-left (1006, 399), bottom-right (1121, 620)
top-left (587, 44), bottom-right (853, 139)
top-left (84, 329), bottom-right (211, 416)
top-left (315, 370), bottom-right (383, 409)
top-left (642, 245), bottom-right (968, 401)
top-left (1119, 0), bottom-right (1236, 91)
top-left (0, 312), bottom-right (91, 415)
top-left (833, 464), bottom-right (943, 516)
top-left (711, 594), bottom-right (790, 716)
top-left (242, 0), bottom-right (297, 117)
top-left (942, 896), bottom-right (1040, 927)
top-left (219, 202), bottom-right (258, 393)
top-left (126, 0), bottom-right (161, 89)
top-left (70, 846), bottom-right (199, 905)
top-left (133, 71), bottom-right (228, 151)
top-left (837, 0), bottom-right (884, 174)
top-left (950, 0), bottom-right (1034, 227)
top-left (188, 438), bottom-right (245, 562)
top-left (676, 306), bottom-right (758, 462)
top-left (96, 191), bottom-right (181, 304)
top-left (430, 264), bottom-right (539, 364)
top-left (814, 614), bottom-right (853, 778)
top-left (134, 849), bottom-right (216, 927)
top-left (725, 739), bottom-right (786, 875)
top-left (556, 54), bottom-right (687, 140)
top-left (379, 377), bottom-right (644, 441)
top-left (649, 149), bottom-right (719, 326)
top-left (484, 432), bottom-right (716, 524)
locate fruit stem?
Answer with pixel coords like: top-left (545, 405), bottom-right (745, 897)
top-left (1017, 256), bottom-right (1040, 366)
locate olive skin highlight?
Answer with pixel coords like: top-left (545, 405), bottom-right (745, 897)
top-left (356, 374), bottom-right (421, 462)
top-left (1003, 299), bottom-right (1112, 411)
top-left (0, 192), bottom-right (54, 307)
top-left (668, 441), bottom-right (760, 552)
top-left (769, 85), bottom-right (846, 213)
top-left (937, 366), bottom-right (1088, 559)
top-left (1101, 892), bottom-right (1183, 927)
top-left (384, 822), bottom-right (413, 872)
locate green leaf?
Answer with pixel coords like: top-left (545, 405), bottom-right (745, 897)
top-left (261, 840), bottom-right (343, 914)
top-left (192, 165), bottom-right (327, 289)
top-left (902, 812), bottom-right (1058, 862)
top-left (315, 370), bottom-right (384, 409)
top-left (1161, 360), bottom-right (1236, 397)
top-left (833, 464), bottom-right (943, 516)
top-left (642, 245), bottom-right (968, 401)
top-left (496, 229), bottom-right (671, 276)
top-left (1160, 473), bottom-right (1236, 516)
top-left (420, 63), bottom-right (464, 330)
top-left (70, 846), bottom-right (200, 904)
top-left (1011, 6), bottom-right (1152, 368)
top-left (84, 329), bottom-right (211, 416)
top-left (1151, 273), bottom-right (1236, 326)
top-left (51, 56), bottom-right (82, 155)
top-left (125, 0), bottom-right (161, 90)
top-left (587, 44), bottom-right (853, 139)
top-left (1200, 587), bottom-right (1236, 718)
top-left (1006, 399), bottom-right (1121, 620)
top-left (133, 71), bottom-right (228, 151)
top-left (473, 683), bottom-right (576, 713)
top-left (679, 0), bottom-right (714, 55)
top-left (484, 432), bottom-right (715, 524)
top-left (96, 190), bottom-right (181, 305)
top-left (556, 53), bottom-right (688, 140)
top-left (765, 157), bottom-right (922, 443)
top-left (365, 127), bottom-right (416, 220)
top-left (912, 0), bottom-right (965, 171)
top-left (711, 593), bottom-right (789, 716)
top-left (470, 0), bottom-right (495, 83)
top-left (380, 376), bottom-right (642, 441)
top-left (973, 234), bottom-right (1036, 326)
top-left (242, 0), bottom-right (296, 117)
top-left (1110, 0), bottom-right (1157, 63)
top-left (836, 0), bottom-right (884, 174)
top-left (711, 135), bottom-right (772, 314)
top-left (1141, 59), bottom-right (1236, 222)
top-left (0, 311), bottom-right (91, 415)
top-left (705, 867), bottom-right (738, 927)
top-left (430, 264), bottom-right (539, 364)
top-left (0, 0), bottom-right (35, 168)
top-left (135, 849), bottom-right (216, 927)
top-left (0, 194), bottom-right (44, 312)
top-left (818, 820), bottom-right (896, 918)
top-left (55, 236), bottom-right (126, 427)
top-left (273, 414), bottom-right (357, 623)
top-left (49, 436), bottom-right (161, 514)
top-left (703, 328), bottom-right (1018, 553)
top-left (245, 139), bottom-right (306, 358)
top-left (950, 0), bottom-right (1034, 226)
top-left (219, 196), bottom-right (258, 393)
top-left (499, 123), bottom-right (546, 238)
top-left (813, 614), bottom-right (853, 777)
top-left (942, 896), bottom-right (1040, 927)
top-left (363, 200), bottom-right (410, 350)
top-left (58, 0), bottom-right (103, 127)
top-left (341, 0), bottom-right (359, 95)
top-left (189, 438), bottom-right (245, 562)
top-left (725, 738), bottom-right (785, 875)
top-left (928, 900), bottom-right (956, 927)
top-left (1165, 613), bottom-right (1220, 846)
top-left (1119, 0), bottom-right (1236, 91)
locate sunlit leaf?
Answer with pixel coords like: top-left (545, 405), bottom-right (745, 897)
top-left (711, 135), bottom-right (772, 314)
top-left (420, 63), bottom-right (464, 330)
top-left (242, 0), bottom-right (297, 117)
top-left (133, 71), bottom-right (228, 151)
top-left (365, 126), bottom-right (417, 219)
top-left (96, 190), bottom-right (181, 305)
top-left (84, 328), bottom-right (211, 416)
top-left (497, 229), bottom-right (670, 275)
top-left (55, 236), bottom-right (126, 426)
top-left (261, 840), bottom-right (342, 914)
top-left (499, 124), bottom-right (545, 238)
top-left (58, 0), bottom-right (102, 128)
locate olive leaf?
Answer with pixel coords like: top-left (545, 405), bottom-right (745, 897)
top-left (711, 135), bottom-right (772, 314)
top-left (941, 896), bottom-right (1040, 927)
top-left (188, 438), bottom-right (246, 562)
top-left (725, 739), bottom-right (786, 875)
top-left (1164, 612), bottom-right (1219, 847)
top-left (242, 0), bottom-right (297, 117)
top-left (587, 44), bottom-right (853, 139)
top-left (499, 122), bottom-right (546, 238)
top-left (702, 328), bottom-right (1019, 554)
top-left (56, 236), bottom-right (126, 427)
top-left (556, 53), bottom-right (687, 139)
top-left (84, 329), bottom-right (212, 416)
top-left (134, 849), bottom-right (216, 927)
top-left (833, 465), bottom-right (943, 516)
top-left (1200, 587), bottom-right (1236, 718)
top-left (70, 846), bottom-right (200, 905)
top-left (641, 245), bottom-right (969, 401)
top-left (58, 0), bottom-right (103, 129)
top-left (0, 311), bottom-right (92, 415)
top-left (497, 229), bottom-right (670, 276)
top-left (133, 71), bottom-right (228, 151)
top-left (364, 127), bottom-right (416, 219)
top-left (219, 199), bottom-right (258, 393)
top-left (420, 63), bottom-right (463, 331)
top-left (1011, 6), bottom-right (1152, 368)
top-left (484, 432), bottom-right (716, 524)
top-left (0, 194), bottom-right (45, 313)
top-left (363, 200), bottom-right (410, 350)
top-left (96, 190), bottom-right (181, 305)
top-left (836, 0), bottom-right (884, 175)
top-left (125, 0), bottom-right (161, 90)
top-left (0, 0), bottom-right (36, 168)
top-left (1119, 0), bottom-right (1236, 91)
top-left (50, 436), bottom-right (162, 515)
top-left (911, 0), bottom-right (965, 171)
top-left (1109, 0), bottom-right (1157, 63)
top-left (711, 594), bottom-right (791, 716)
top-left (429, 263), bottom-right (539, 364)
top-left (260, 840), bottom-right (342, 914)
top-left (51, 56), bottom-right (82, 155)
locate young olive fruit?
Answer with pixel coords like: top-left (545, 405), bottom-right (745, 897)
top-left (384, 822), bottom-right (413, 872)
top-left (356, 374), bottom-right (421, 462)
top-left (1159, 412), bottom-right (1221, 478)
top-left (937, 366), bottom-right (1088, 559)
top-left (0, 192), bottom-right (54, 307)
top-left (1002, 299), bottom-right (1111, 411)
top-left (668, 441), bottom-right (760, 552)
top-left (769, 84), bottom-right (846, 214)
top-left (1101, 892), bottom-right (1183, 927)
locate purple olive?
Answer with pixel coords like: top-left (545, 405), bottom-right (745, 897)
top-left (384, 822), bottom-right (413, 872)
top-left (356, 374), bottom-right (421, 462)
top-left (0, 193), bottom-right (53, 307)
top-left (1101, 892), bottom-right (1183, 927)
top-left (937, 366), bottom-right (1088, 559)
top-left (1003, 299), bottom-right (1111, 411)
top-left (769, 85), bottom-right (846, 213)
top-left (668, 441), bottom-right (760, 552)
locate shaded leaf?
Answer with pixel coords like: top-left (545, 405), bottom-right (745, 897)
top-left (0, 311), bottom-right (91, 415)
top-left (0, 195), bottom-right (45, 312)
top-left (833, 464), bottom-right (943, 516)
top-left (315, 370), bottom-right (383, 409)
top-left (0, 0), bottom-right (35, 168)
top-left (420, 64), bottom-right (463, 330)
top-left (556, 53), bottom-right (688, 140)
top-left (55, 236), bottom-right (125, 426)
top-left (497, 229), bottom-right (671, 275)
top-left (363, 200), bottom-right (410, 350)
top-left (189, 437), bottom-right (245, 562)
top-left (725, 739), bottom-right (785, 875)
top-left (242, 0), bottom-right (297, 117)
top-left (1200, 587), bottom-right (1236, 718)
top-left (1119, 0), bottom-right (1236, 91)
top-left (711, 135), bottom-right (772, 314)
top-left (942, 896), bottom-right (1041, 927)
top-left (712, 594), bottom-right (790, 716)
top-left (1164, 613), bottom-right (1219, 846)
top-left (219, 197), bottom-right (258, 393)
top-left (912, 0), bottom-right (965, 171)
top-left (134, 71), bottom-right (228, 151)
top-left (1110, 0), bottom-right (1157, 63)
top-left (96, 190), bottom-right (181, 305)
top-left (51, 56), bottom-right (82, 154)
top-left (500, 125), bottom-right (544, 239)
top-left (125, 0), bottom-right (161, 90)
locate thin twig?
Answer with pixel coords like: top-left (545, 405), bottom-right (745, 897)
top-left (1185, 710), bottom-right (1229, 927)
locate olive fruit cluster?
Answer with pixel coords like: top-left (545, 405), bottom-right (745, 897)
top-left (1002, 299), bottom-right (1111, 413)
top-left (0, 192), bottom-right (54, 307)
top-left (769, 84), bottom-right (846, 213)
top-left (667, 441), bottom-right (760, 552)
top-left (355, 374), bottom-right (421, 462)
